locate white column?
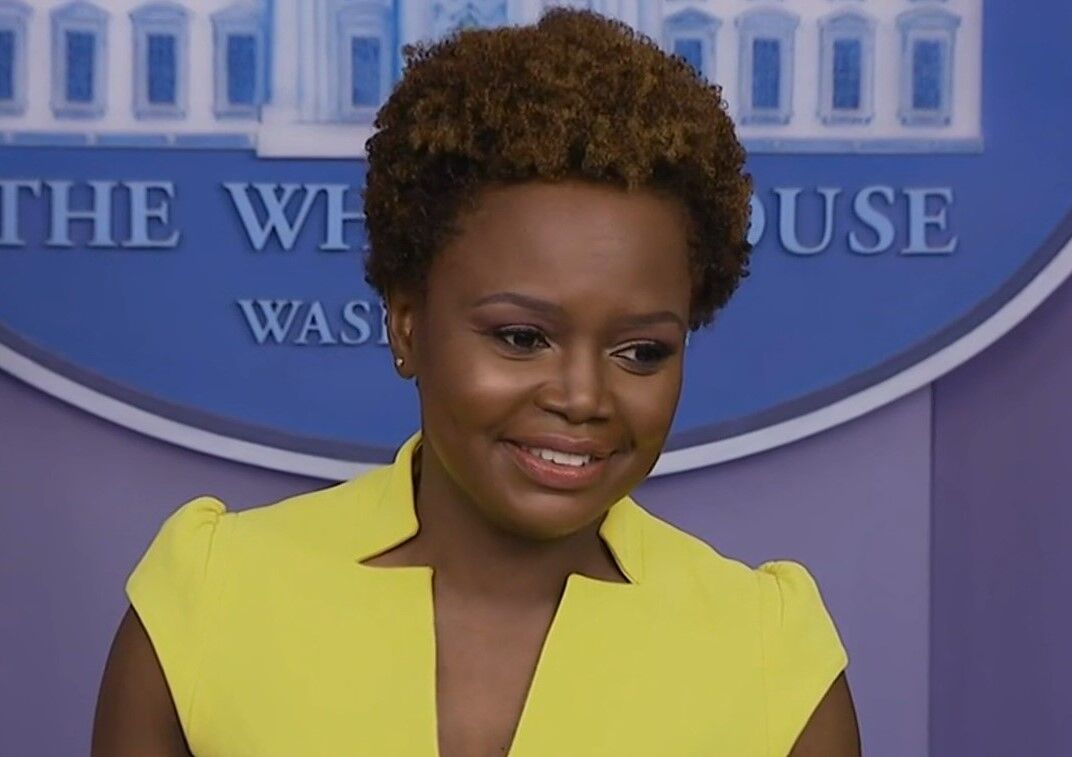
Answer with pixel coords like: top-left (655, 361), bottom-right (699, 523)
top-left (398, 0), bottom-right (433, 51)
top-left (509, 0), bottom-right (542, 26)
top-left (21, 0), bottom-right (52, 130)
top-left (264, 0), bottom-right (299, 123)
top-left (614, 0), bottom-right (640, 29)
top-left (635, 0), bottom-right (662, 39)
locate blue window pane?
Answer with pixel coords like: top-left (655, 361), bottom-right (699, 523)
top-left (350, 36), bottom-right (381, 107)
top-left (66, 31), bottom-right (95, 103)
top-left (832, 38), bottom-right (862, 110)
top-left (147, 34), bottom-right (176, 105)
top-left (912, 39), bottom-right (942, 110)
top-left (0, 29), bottom-right (13, 101)
top-left (752, 38), bottom-right (780, 109)
top-left (673, 38), bottom-right (704, 76)
top-left (227, 34), bottom-right (257, 105)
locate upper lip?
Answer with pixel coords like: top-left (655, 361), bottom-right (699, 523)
top-left (507, 435), bottom-right (616, 459)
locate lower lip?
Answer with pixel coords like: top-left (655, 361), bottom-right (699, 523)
top-left (504, 442), bottom-right (609, 491)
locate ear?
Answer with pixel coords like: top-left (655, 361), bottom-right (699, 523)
top-left (384, 287), bottom-right (420, 380)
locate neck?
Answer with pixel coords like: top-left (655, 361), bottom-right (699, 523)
top-left (409, 444), bottom-right (625, 601)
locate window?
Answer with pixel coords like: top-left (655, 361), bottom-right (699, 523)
top-left (434, 0), bottom-right (506, 37)
top-left (0, 0), bottom-right (29, 115)
top-left (350, 36), bottom-right (381, 108)
top-left (897, 8), bottom-right (961, 127)
top-left (674, 39), bottom-right (703, 74)
top-left (227, 34), bottom-right (257, 104)
top-left (66, 31), bottom-right (94, 102)
top-left (131, 2), bottom-right (188, 119)
top-left (833, 40), bottom-right (861, 108)
top-left (148, 35), bottom-right (176, 103)
top-left (664, 9), bottom-right (720, 82)
top-left (0, 30), bottom-right (12, 101)
top-left (737, 8), bottom-right (799, 125)
top-left (332, 2), bottom-right (392, 123)
top-left (819, 11), bottom-right (875, 125)
top-left (912, 40), bottom-right (942, 109)
top-left (212, 2), bottom-right (266, 118)
top-left (51, 1), bottom-right (108, 119)
top-left (752, 38), bottom-right (780, 109)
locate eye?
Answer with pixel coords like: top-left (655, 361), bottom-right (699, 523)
top-left (612, 341), bottom-right (676, 371)
top-left (494, 326), bottom-right (550, 353)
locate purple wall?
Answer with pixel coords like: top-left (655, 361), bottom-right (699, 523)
top-left (3, 269), bottom-right (1071, 755)
top-left (930, 273), bottom-right (1072, 754)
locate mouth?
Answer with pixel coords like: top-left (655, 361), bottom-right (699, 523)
top-left (503, 440), bottom-right (611, 491)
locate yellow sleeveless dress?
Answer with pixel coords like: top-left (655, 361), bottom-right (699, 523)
top-left (127, 433), bottom-right (847, 756)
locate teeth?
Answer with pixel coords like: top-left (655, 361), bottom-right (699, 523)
top-left (523, 446), bottom-right (592, 467)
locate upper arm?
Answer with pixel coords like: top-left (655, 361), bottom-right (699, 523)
top-left (787, 672), bottom-right (861, 757)
top-left (91, 606), bottom-right (193, 757)
top-left (102, 494), bottom-right (228, 756)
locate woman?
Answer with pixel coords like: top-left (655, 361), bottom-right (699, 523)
top-left (93, 10), bottom-right (860, 756)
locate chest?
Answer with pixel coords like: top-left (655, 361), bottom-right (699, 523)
top-left (433, 586), bottom-right (559, 757)
top-left (189, 565), bottom-right (770, 757)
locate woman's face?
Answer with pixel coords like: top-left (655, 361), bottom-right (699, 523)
top-left (389, 180), bottom-right (693, 541)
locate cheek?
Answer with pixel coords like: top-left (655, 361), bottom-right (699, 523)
top-left (617, 368), bottom-right (683, 447)
top-left (418, 330), bottom-right (537, 431)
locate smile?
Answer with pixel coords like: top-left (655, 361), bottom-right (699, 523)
top-left (520, 446), bottom-right (592, 467)
top-left (504, 441), bottom-right (610, 491)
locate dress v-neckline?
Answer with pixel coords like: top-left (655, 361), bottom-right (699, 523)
top-left (416, 565), bottom-right (587, 757)
top-left (359, 562), bottom-right (638, 756)
top-left (348, 433), bottom-right (645, 755)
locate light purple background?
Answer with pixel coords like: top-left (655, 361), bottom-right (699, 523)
top-left (3, 274), bottom-right (1071, 755)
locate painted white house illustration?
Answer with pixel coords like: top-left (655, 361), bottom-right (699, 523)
top-left (0, 0), bottom-right (982, 155)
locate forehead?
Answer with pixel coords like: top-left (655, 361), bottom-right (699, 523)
top-left (429, 181), bottom-right (692, 317)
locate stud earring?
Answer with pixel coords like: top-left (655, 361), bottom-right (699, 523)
top-left (394, 356), bottom-right (404, 369)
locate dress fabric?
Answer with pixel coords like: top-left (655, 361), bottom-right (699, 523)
top-left (127, 433), bottom-right (848, 756)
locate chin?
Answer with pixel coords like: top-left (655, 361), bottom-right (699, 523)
top-left (484, 490), bottom-right (611, 542)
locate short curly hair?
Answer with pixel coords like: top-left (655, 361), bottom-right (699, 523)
top-left (363, 9), bottom-right (752, 329)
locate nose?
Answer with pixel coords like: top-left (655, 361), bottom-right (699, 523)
top-left (536, 344), bottom-right (612, 424)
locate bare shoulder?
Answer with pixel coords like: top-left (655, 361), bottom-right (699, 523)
top-left (91, 607), bottom-right (193, 757)
top-left (788, 672), bottom-right (861, 757)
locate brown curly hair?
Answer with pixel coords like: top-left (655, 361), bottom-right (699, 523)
top-left (363, 9), bottom-right (752, 329)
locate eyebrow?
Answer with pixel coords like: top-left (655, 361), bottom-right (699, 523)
top-left (472, 292), bottom-right (687, 331)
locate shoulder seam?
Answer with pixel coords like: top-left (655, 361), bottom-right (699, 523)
top-left (183, 506), bottom-right (235, 742)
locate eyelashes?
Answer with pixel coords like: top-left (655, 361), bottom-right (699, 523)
top-left (490, 326), bottom-right (677, 372)
top-left (496, 326), bottom-right (550, 352)
top-left (614, 342), bottom-right (675, 365)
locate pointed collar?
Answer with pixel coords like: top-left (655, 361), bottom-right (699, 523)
top-left (351, 432), bottom-right (645, 584)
